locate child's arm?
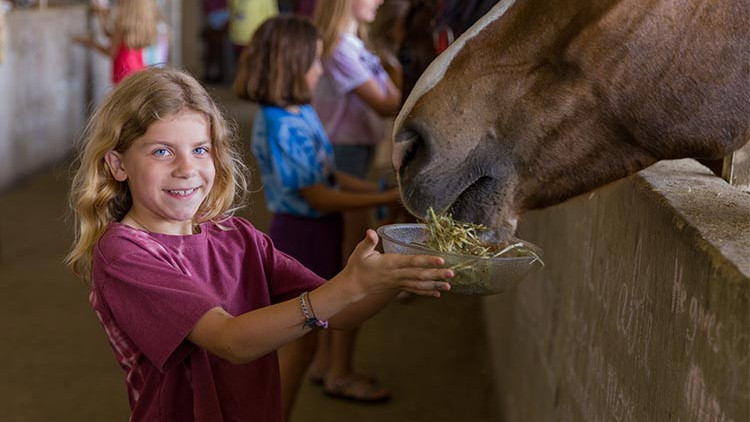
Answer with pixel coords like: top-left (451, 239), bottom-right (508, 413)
top-left (187, 230), bottom-right (452, 364)
top-left (92, 3), bottom-right (112, 38)
top-left (72, 35), bottom-right (112, 56)
top-left (353, 77), bottom-right (402, 116)
top-left (73, 1), bottom-right (117, 57)
top-left (300, 182), bottom-right (399, 212)
top-left (334, 170), bottom-right (379, 192)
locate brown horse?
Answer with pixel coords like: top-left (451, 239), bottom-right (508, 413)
top-left (391, 0), bottom-right (750, 234)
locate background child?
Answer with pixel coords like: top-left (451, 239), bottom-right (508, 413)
top-left (232, 14), bottom-right (404, 414)
top-left (369, 0), bottom-right (409, 91)
top-left (73, 0), bottom-right (159, 84)
top-left (310, 0), bottom-right (403, 403)
top-left (66, 67), bottom-right (452, 421)
top-left (227, 0), bottom-right (278, 72)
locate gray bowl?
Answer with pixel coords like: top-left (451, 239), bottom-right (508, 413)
top-left (376, 223), bottom-right (543, 295)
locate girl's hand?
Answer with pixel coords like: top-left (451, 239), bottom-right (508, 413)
top-left (341, 229), bottom-right (453, 298)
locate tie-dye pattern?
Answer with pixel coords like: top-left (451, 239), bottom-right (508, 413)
top-left (251, 104), bottom-right (337, 217)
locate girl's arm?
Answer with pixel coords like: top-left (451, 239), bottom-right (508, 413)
top-left (72, 35), bottom-right (112, 56)
top-left (93, 4), bottom-right (112, 38)
top-left (187, 230), bottom-right (452, 364)
top-left (334, 170), bottom-right (379, 192)
top-left (299, 182), bottom-right (399, 212)
top-left (352, 76), bottom-right (402, 116)
top-left (73, 27), bottom-right (119, 57)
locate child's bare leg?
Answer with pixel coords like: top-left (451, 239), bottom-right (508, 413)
top-left (309, 330), bottom-right (331, 382)
top-left (327, 328), bottom-right (357, 378)
top-left (278, 332), bottom-right (318, 419)
top-left (323, 328), bottom-right (390, 402)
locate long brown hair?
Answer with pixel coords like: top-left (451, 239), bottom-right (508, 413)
top-left (67, 68), bottom-right (249, 280)
top-left (233, 15), bottom-right (320, 107)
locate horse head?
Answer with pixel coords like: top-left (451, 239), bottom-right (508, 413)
top-left (392, 0), bottom-right (750, 234)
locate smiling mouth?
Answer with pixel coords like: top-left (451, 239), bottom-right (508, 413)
top-left (166, 188), bottom-right (198, 197)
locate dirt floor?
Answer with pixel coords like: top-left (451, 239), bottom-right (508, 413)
top-left (0, 86), bottom-right (499, 421)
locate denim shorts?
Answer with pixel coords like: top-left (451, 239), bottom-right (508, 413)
top-left (332, 144), bottom-right (375, 179)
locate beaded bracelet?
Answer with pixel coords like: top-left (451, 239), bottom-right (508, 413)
top-left (299, 291), bottom-right (328, 330)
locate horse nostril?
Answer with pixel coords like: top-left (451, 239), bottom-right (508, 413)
top-left (392, 130), bottom-right (422, 173)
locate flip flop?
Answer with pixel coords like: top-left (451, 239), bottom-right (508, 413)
top-left (323, 374), bottom-right (391, 403)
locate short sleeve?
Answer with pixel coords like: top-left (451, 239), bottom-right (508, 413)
top-left (268, 115), bottom-right (328, 191)
top-left (326, 36), bottom-right (372, 93)
top-left (95, 244), bottom-right (221, 371)
top-left (238, 220), bottom-right (326, 302)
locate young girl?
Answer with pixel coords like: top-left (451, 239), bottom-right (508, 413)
top-left (73, 0), bottom-right (159, 84)
top-left (66, 67), bottom-right (452, 421)
top-left (310, 0), bottom-right (404, 403)
top-left (233, 14), bottom-right (404, 413)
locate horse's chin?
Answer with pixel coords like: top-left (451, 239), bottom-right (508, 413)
top-left (446, 177), bottom-right (518, 236)
top-left (400, 174), bottom-right (518, 236)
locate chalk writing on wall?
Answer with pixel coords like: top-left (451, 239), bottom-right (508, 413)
top-left (684, 364), bottom-right (734, 422)
top-left (564, 308), bottom-right (636, 422)
top-left (671, 256), bottom-right (723, 354)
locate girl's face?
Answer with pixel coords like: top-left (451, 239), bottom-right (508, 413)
top-left (305, 40), bottom-right (324, 91)
top-left (105, 111), bottom-right (215, 235)
top-left (352, 0), bottom-right (384, 24)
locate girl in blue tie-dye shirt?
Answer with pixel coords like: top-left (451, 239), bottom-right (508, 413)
top-left (233, 14), bottom-right (403, 418)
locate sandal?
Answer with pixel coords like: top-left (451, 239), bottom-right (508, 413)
top-left (323, 374), bottom-right (391, 403)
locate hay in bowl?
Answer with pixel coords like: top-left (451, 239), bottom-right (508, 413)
top-left (376, 222), bottom-right (543, 296)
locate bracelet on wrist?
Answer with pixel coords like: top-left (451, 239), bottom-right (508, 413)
top-left (299, 291), bottom-right (328, 330)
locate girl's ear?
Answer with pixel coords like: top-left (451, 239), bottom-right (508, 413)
top-left (104, 151), bottom-right (128, 182)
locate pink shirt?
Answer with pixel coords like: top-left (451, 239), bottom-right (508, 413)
top-left (313, 33), bottom-right (390, 145)
top-left (113, 43), bottom-right (145, 84)
top-left (90, 217), bottom-right (325, 421)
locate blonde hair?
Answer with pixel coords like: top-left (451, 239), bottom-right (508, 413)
top-left (314, 0), bottom-right (370, 58)
top-left (66, 67), bottom-right (249, 280)
top-left (115, 0), bottom-right (159, 49)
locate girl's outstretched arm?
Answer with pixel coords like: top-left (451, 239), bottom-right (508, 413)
top-left (319, 229), bottom-right (453, 330)
top-left (187, 230), bottom-right (452, 364)
top-left (72, 35), bottom-right (111, 56)
top-left (92, 3), bottom-right (112, 38)
top-left (300, 182), bottom-right (399, 212)
top-left (333, 170), bottom-right (379, 192)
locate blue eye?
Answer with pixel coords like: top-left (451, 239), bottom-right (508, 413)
top-left (194, 146), bottom-right (210, 155)
top-left (154, 148), bottom-right (170, 157)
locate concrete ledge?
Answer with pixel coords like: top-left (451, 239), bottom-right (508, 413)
top-left (483, 159), bottom-right (749, 421)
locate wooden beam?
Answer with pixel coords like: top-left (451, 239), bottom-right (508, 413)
top-left (722, 141), bottom-right (750, 191)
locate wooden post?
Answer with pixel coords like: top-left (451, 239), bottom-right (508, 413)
top-left (722, 142), bottom-right (750, 191)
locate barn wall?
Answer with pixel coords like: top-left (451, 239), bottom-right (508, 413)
top-left (483, 159), bottom-right (749, 421)
top-left (0, 6), bottom-right (106, 192)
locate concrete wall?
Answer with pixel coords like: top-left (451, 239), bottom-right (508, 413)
top-left (0, 5), bottom-right (109, 192)
top-left (484, 159), bottom-right (749, 421)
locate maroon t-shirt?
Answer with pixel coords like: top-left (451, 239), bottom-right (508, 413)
top-left (90, 217), bottom-right (325, 421)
